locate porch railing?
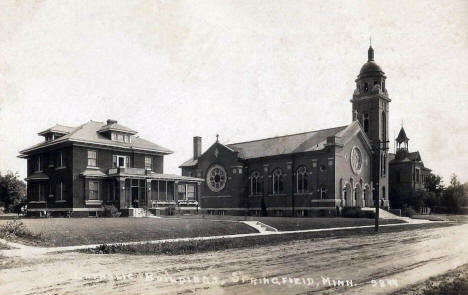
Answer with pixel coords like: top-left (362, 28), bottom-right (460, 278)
top-left (107, 167), bottom-right (148, 175)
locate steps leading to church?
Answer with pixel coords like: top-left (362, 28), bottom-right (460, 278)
top-left (241, 221), bottom-right (278, 233)
top-left (128, 208), bottom-right (155, 218)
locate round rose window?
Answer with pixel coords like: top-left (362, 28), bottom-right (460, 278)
top-left (350, 146), bottom-right (363, 174)
top-left (206, 164), bottom-right (227, 192)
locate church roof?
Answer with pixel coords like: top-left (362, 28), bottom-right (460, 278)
top-left (359, 61), bottom-right (383, 75)
top-left (180, 122), bottom-right (369, 167)
top-left (226, 125), bottom-right (348, 159)
top-left (358, 46), bottom-right (385, 78)
top-left (20, 121), bottom-right (173, 155)
top-left (396, 127), bottom-right (410, 143)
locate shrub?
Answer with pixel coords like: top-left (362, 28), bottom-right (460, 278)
top-left (341, 207), bottom-right (375, 219)
top-left (96, 243), bottom-right (117, 254)
top-left (0, 220), bottom-right (33, 240)
top-left (103, 205), bottom-right (121, 217)
top-left (404, 207), bottom-right (417, 218)
top-left (422, 277), bottom-right (468, 295)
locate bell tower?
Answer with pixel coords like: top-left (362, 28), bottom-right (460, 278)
top-left (351, 45), bottom-right (391, 207)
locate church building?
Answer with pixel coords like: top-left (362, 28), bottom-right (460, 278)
top-left (180, 46), bottom-right (390, 216)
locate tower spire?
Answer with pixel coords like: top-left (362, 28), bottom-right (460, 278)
top-left (368, 40), bottom-right (374, 61)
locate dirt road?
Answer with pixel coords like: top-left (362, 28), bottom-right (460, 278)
top-left (1, 223), bottom-right (467, 295)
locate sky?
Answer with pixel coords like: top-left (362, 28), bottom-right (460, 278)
top-left (0, 0), bottom-right (467, 184)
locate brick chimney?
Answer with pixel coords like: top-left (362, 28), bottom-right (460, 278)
top-left (106, 119), bottom-right (117, 125)
top-left (193, 136), bottom-right (202, 160)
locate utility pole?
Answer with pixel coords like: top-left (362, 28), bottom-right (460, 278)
top-left (374, 182), bottom-right (379, 232)
top-left (374, 138), bottom-right (389, 232)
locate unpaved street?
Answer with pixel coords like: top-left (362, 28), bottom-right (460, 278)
top-left (1, 223), bottom-right (467, 295)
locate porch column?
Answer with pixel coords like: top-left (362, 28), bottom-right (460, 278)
top-left (146, 179), bottom-right (152, 209)
top-left (118, 177), bottom-right (126, 209)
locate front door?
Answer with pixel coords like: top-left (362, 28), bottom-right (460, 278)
top-left (132, 187), bottom-right (139, 208)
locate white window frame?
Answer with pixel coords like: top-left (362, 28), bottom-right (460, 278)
top-left (56, 182), bottom-right (66, 201)
top-left (87, 150), bottom-right (97, 167)
top-left (296, 166), bottom-right (308, 193)
top-left (57, 151), bottom-right (65, 168)
top-left (320, 187), bottom-right (327, 199)
top-left (35, 156), bottom-right (42, 172)
top-left (88, 181), bottom-right (99, 200)
top-left (250, 171), bottom-right (261, 195)
top-left (113, 155), bottom-right (129, 168)
top-left (38, 183), bottom-right (45, 201)
top-left (272, 168), bottom-right (283, 195)
top-left (145, 156), bottom-right (153, 170)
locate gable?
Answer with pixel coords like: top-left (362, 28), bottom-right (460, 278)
top-left (337, 121), bottom-right (373, 155)
top-left (198, 142), bottom-right (239, 163)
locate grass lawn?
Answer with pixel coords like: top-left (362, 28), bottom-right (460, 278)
top-left (83, 222), bottom-right (453, 256)
top-left (0, 218), bottom-right (257, 247)
top-left (253, 217), bottom-right (406, 231)
top-left (167, 215), bottom-right (406, 231)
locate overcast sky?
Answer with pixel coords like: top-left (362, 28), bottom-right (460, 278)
top-left (1, 0), bottom-right (467, 184)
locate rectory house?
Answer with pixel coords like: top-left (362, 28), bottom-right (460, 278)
top-left (19, 120), bottom-right (202, 217)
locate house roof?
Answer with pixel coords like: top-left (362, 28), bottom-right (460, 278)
top-left (25, 172), bottom-right (49, 181)
top-left (38, 124), bottom-right (76, 136)
top-left (80, 169), bottom-right (107, 178)
top-left (98, 122), bottom-right (137, 135)
top-left (179, 158), bottom-right (198, 168)
top-left (19, 121), bottom-right (173, 155)
top-left (226, 125), bottom-right (348, 159)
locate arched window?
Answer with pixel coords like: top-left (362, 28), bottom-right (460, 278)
top-left (382, 80), bottom-right (386, 91)
top-left (363, 114), bottom-right (369, 134)
top-left (382, 111), bottom-right (387, 141)
top-left (382, 186), bottom-right (386, 199)
top-left (381, 111), bottom-right (387, 140)
top-left (296, 166), bottom-right (308, 193)
top-left (364, 82), bottom-right (369, 92)
top-left (272, 168), bottom-right (284, 195)
top-left (320, 187), bottom-right (327, 199)
top-left (250, 171), bottom-right (262, 195)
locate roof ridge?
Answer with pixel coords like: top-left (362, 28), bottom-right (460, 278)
top-left (227, 125), bottom-right (348, 146)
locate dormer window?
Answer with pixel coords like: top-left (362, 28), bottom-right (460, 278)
top-left (111, 132), bottom-right (131, 143)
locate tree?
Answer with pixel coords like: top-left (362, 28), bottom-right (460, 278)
top-left (425, 174), bottom-right (444, 196)
top-left (442, 174), bottom-right (465, 214)
top-left (0, 171), bottom-right (27, 213)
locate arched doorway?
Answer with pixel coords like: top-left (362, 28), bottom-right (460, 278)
top-left (343, 183), bottom-right (352, 207)
top-left (355, 184), bottom-right (363, 207)
top-left (363, 185), bottom-right (372, 207)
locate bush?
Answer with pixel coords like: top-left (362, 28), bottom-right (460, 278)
top-left (422, 277), bottom-right (468, 295)
top-left (341, 207), bottom-right (375, 219)
top-left (404, 207), bottom-right (417, 218)
top-left (0, 220), bottom-right (32, 240)
top-left (103, 205), bottom-right (121, 217)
